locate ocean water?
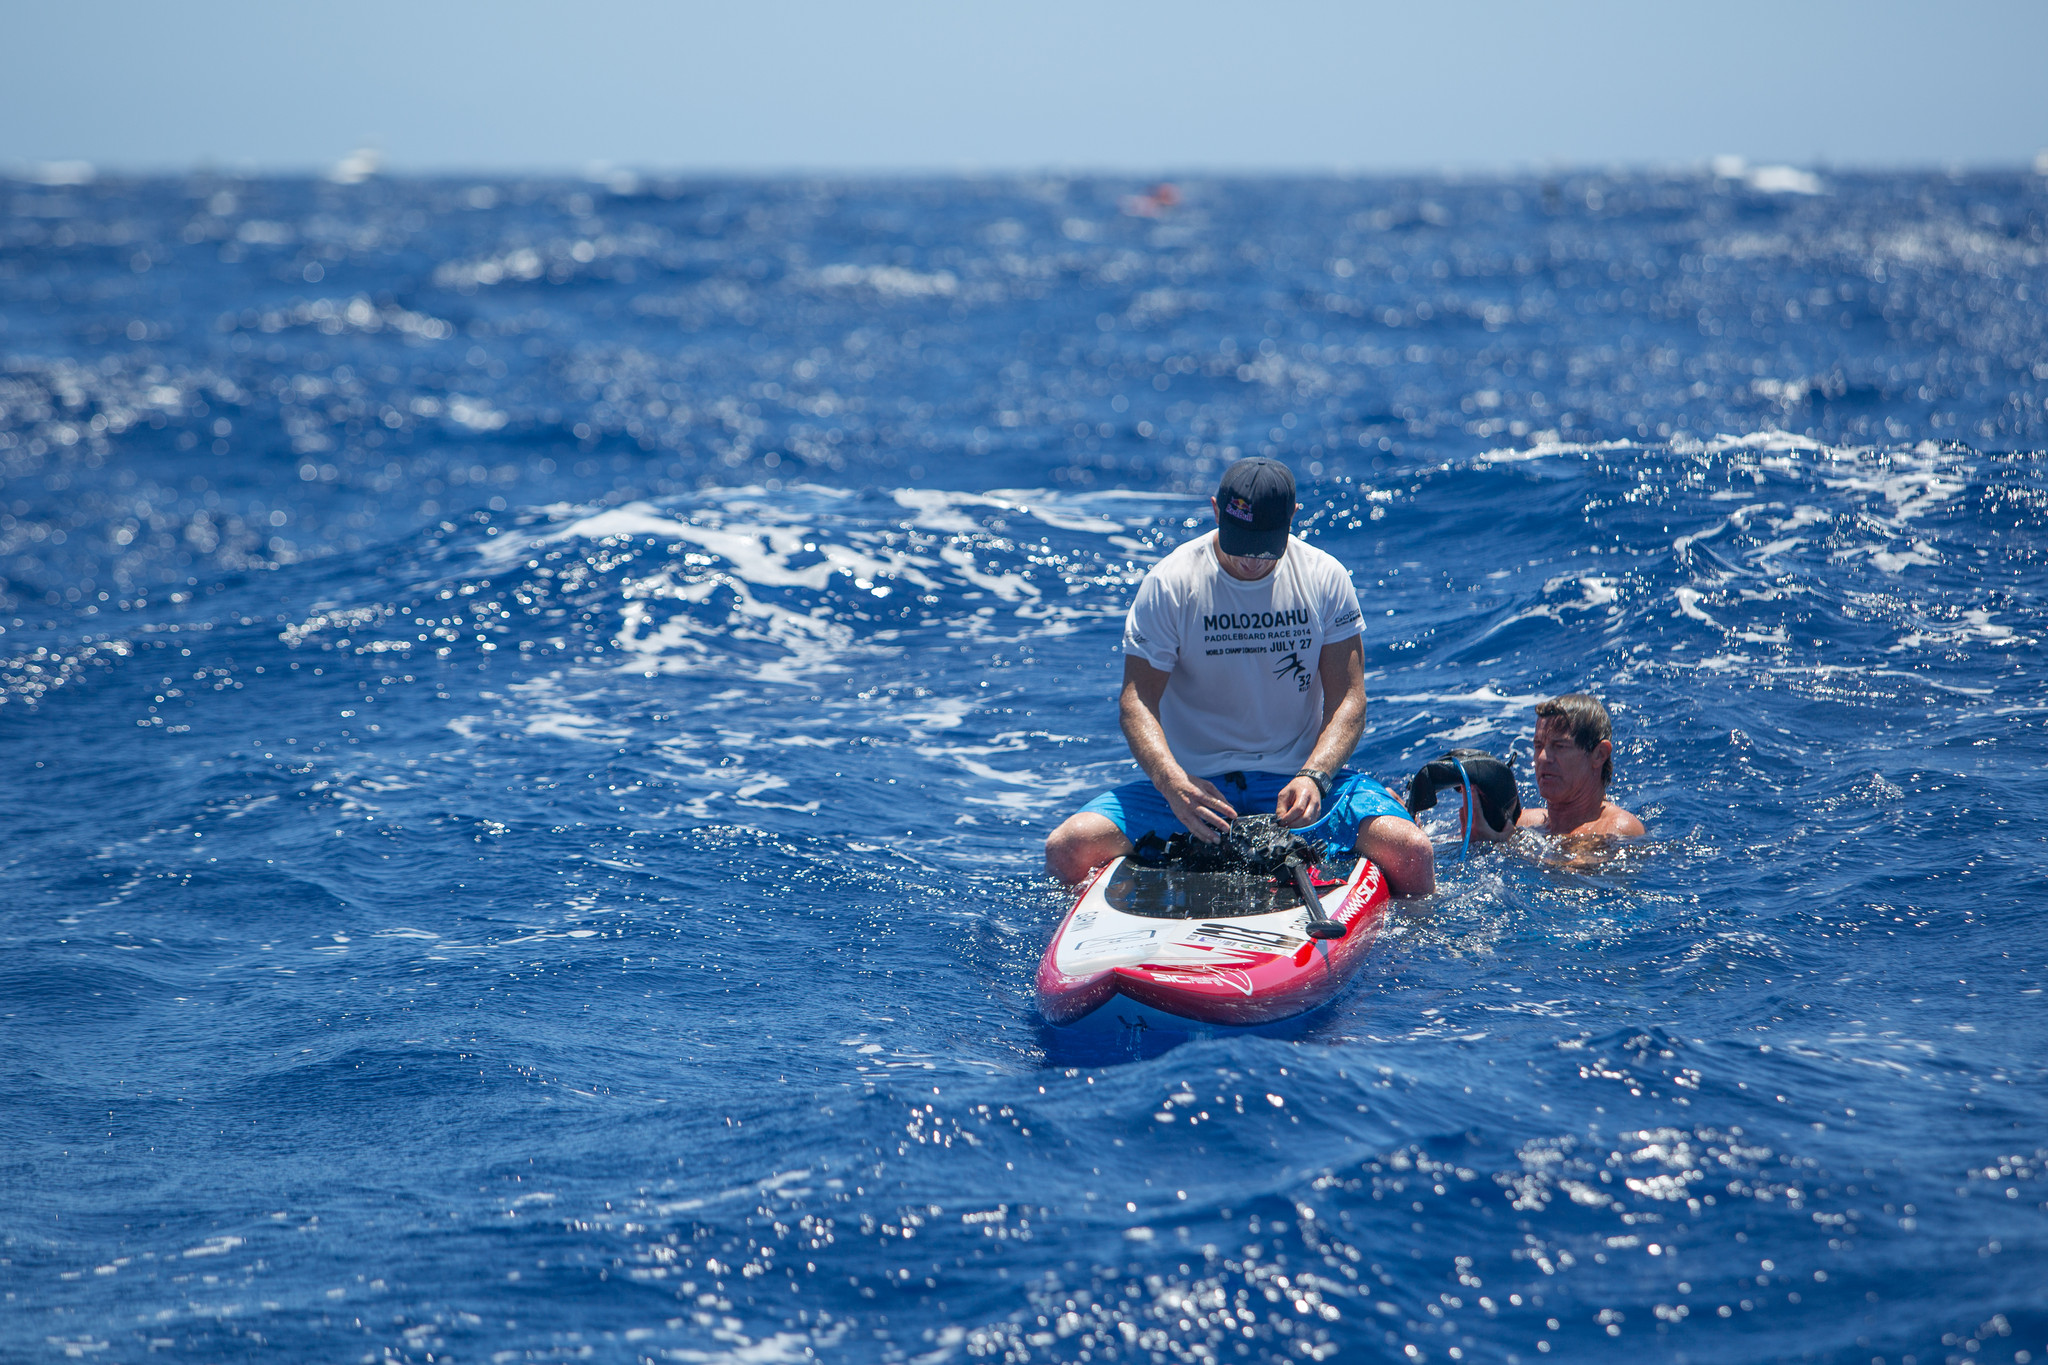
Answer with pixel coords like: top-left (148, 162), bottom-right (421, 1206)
top-left (1, 169), bottom-right (2044, 1365)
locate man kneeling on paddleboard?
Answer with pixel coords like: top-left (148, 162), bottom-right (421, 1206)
top-left (1044, 457), bottom-right (1436, 896)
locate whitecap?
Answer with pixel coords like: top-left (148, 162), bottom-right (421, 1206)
top-left (523, 711), bottom-right (631, 745)
top-left (1745, 165), bottom-right (1825, 196)
top-left (180, 1236), bottom-right (244, 1259)
top-left (446, 395), bottom-right (508, 431)
top-left (1376, 685), bottom-right (1544, 711)
top-left (811, 264), bottom-right (958, 298)
top-left (1474, 438), bottom-right (1638, 465)
top-left (1822, 462), bottom-right (1967, 526)
top-left (893, 486), bottom-right (1153, 535)
top-left (1891, 609), bottom-right (2033, 653)
top-left (1673, 588), bottom-right (1719, 625)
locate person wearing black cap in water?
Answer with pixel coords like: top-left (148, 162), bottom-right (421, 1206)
top-left (1044, 457), bottom-right (1436, 896)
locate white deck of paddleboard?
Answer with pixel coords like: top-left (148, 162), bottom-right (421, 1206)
top-left (1051, 858), bottom-right (1364, 979)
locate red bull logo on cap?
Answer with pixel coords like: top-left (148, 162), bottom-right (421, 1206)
top-left (1224, 493), bottom-right (1255, 522)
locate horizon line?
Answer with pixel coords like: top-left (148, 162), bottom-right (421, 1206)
top-left (10, 154), bottom-right (2048, 186)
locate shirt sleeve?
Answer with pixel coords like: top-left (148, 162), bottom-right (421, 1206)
top-left (1121, 570), bottom-right (1180, 670)
top-left (1322, 557), bottom-right (1364, 646)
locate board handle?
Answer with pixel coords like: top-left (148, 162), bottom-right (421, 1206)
top-left (1291, 861), bottom-right (1346, 939)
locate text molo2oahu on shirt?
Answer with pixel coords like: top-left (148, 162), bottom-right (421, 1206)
top-left (1121, 532), bottom-right (1363, 776)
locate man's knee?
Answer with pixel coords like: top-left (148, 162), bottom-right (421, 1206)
top-left (1045, 814), bottom-right (1129, 884)
top-left (1357, 815), bottom-right (1435, 897)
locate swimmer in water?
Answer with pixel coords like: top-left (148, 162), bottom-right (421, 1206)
top-left (1405, 694), bottom-right (1641, 864)
top-left (1517, 693), bottom-right (1643, 840)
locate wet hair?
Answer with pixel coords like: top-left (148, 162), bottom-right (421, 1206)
top-left (1535, 693), bottom-right (1614, 784)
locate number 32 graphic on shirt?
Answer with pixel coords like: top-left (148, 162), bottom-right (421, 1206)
top-left (1272, 650), bottom-right (1311, 691)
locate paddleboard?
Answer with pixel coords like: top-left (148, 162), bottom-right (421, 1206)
top-left (1036, 852), bottom-right (1390, 1031)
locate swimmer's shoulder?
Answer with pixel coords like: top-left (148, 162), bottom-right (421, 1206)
top-left (1516, 804), bottom-right (1643, 838)
top-left (1594, 804), bottom-right (1645, 838)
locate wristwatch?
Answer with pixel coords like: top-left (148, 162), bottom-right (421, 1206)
top-left (1294, 767), bottom-right (1333, 802)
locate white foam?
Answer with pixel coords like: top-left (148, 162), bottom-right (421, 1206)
top-left (891, 489), bottom-right (989, 534)
top-left (446, 395), bottom-right (507, 431)
top-left (1680, 429), bottom-right (1829, 457)
top-left (1891, 609), bottom-right (2033, 653)
top-left (896, 697), bottom-right (975, 733)
top-left (1745, 165), bottom-right (1824, 196)
top-left (811, 264), bottom-right (958, 298)
top-left (939, 546), bottom-right (1038, 601)
top-left (327, 147), bottom-right (381, 185)
top-left (1673, 588), bottom-right (1719, 626)
top-left (493, 498), bottom-right (938, 595)
top-left (731, 772), bottom-right (820, 813)
top-left (1712, 156), bottom-right (1824, 195)
top-left (921, 731), bottom-right (1095, 808)
top-left (1377, 686), bottom-right (1544, 710)
top-left (893, 486), bottom-right (1175, 535)
top-left (1427, 717), bottom-right (1500, 746)
top-left (1841, 540), bottom-right (1942, 574)
top-left (429, 488), bottom-right (1236, 731)
top-left (1478, 428), bottom-right (1831, 469)
top-left (615, 573), bottom-right (857, 684)
top-left (1576, 576), bottom-right (1620, 607)
top-left (523, 711), bottom-right (630, 745)
top-left (656, 1168), bottom-right (813, 1216)
top-left (1823, 460), bottom-right (1967, 526)
top-left (180, 1236), bottom-right (244, 1259)
top-left (1474, 438), bottom-right (1637, 465)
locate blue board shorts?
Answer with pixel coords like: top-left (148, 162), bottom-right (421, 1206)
top-left (1078, 768), bottom-right (1412, 854)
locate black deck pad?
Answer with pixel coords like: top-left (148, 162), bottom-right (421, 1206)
top-left (1131, 814), bottom-right (1326, 875)
top-left (1102, 862), bottom-right (1299, 919)
top-left (1115, 816), bottom-right (1346, 920)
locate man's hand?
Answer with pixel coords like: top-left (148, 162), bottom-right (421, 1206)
top-left (1275, 776), bottom-right (1322, 828)
top-left (1123, 657), bottom-right (1242, 842)
top-left (1161, 773), bottom-right (1237, 842)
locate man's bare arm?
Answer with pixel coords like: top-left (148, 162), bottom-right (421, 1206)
top-left (1120, 656), bottom-right (1238, 842)
top-left (1275, 636), bottom-right (1367, 827)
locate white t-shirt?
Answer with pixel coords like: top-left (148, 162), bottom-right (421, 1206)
top-left (1121, 532), bottom-right (1364, 775)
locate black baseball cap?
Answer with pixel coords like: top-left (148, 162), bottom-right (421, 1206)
top-left (1214, 457), bottom-right (1296, 558)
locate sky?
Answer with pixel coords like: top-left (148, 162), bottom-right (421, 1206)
top-left (6, 0), bottom-right (2046, 174)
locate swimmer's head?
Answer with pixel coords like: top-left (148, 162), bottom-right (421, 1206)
top-left (1406, 749), bottom-right (1522, 840)
top-left (1534, 692), bottom-right (1614, 784)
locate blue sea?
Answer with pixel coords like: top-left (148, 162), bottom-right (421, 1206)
top-left (2, 167), bottom-right (2044, 1364)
